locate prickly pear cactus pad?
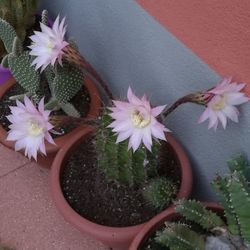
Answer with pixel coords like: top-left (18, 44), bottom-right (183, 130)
top-left (53, 62), bottom-right (84, 104)
top-left (8, 52), bottom-right (40, 95)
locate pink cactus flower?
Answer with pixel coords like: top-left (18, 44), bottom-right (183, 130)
top-left (198, 77), bottom-right (249, 130)
top-left (29, 15), bottom-right (69, 71)
top-left (108, 87), bottom-right (170, 152)
top-left (6, 96), bottom-right (55, 160)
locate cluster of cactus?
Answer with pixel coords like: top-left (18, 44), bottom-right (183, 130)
top-left (0, 10), bottom-right (84, 117)
top-left (95, 114), bottom-right (177, 209)
top-left (0, 0), bottom-right (38, 60)
top-left (153, 155), bottom-right (250, 250)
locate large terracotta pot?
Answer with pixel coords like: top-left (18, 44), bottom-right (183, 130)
top-left (0, 77), bottom-right (101, 168)
top-left (0, 66), bottom-right (12, 85)
top-left (50, 126), bottom-right (193, 250)
top-left (129, 202), bottom-right (224, 250)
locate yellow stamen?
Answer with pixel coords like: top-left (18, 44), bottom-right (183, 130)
top-left (28, 121), bottom-right (43, 137)
top-left (46, 40), bottom-right (54, 53)
top-left (131, 110), bottom-right (150, 128)
top-left (213, 95), bottom-right (227, 110)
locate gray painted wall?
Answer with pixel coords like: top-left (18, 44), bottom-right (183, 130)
top-left (39, 0), bottom-right (250, 200)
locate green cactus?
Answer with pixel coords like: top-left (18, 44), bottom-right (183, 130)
top-left (149, 156), bottom-right (250, 250)
top-left (0, 18), bottom-right (17, 53)
top-left (43, 62), bottom-right (84, 117)
top-left (95, 114), bottom-right (161, 187)
top-left (95, 113), bottom-right (179, 212)
top-left (8, 51), bottom-right (40, 96)
top-left (143, 177), bottom-right (177, 209)
top-left (227, 154), bottom-right (250, 182)
top-left (156, 223), bottom-right (205, 250)
top-left (0, 13), bottom-right (86, 118)
top-left (175, 200), bottom-right (224, 230)
top-left (0, 0), bottom-right (38, 59)
top-left (213, 170), bottom-right (250, 244)
top-left (52, 62), bottom-right (84, 104)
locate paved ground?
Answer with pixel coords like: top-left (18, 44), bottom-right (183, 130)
top-left (0, 144), bottom-right (109, 250)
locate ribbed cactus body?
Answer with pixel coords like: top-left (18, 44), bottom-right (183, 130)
top-left (175, 200), bottom-right (224, 230)
top-left (96, 129), bottom-right (148, 186)
top-left (154, 156), bottom-right (250, 250)
top-left (95, 115), bottom-right (158, 186)
top-left (156, 223), bottom-right (205, 250)
top-left (143, 178), bottom-right (177, 209)
top-left (213, 169), bottom-right (250, 244)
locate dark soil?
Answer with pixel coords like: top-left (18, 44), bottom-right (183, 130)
top-left (61, 136), bottom-right (181, 227)
top-left (0, 83), bottom-right (90, 138)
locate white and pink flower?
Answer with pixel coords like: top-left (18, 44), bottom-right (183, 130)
top-left (29, 15), bottom-right (68, 71)
top-left (6, 96), bottom-right (55, 160)
top-left (108, 87), bottom-right (169, 152)
top-left (198, 77), bottom-right (249, 130)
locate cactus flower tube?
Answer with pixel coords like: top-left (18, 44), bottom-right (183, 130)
top-left (108, 87), bottom-right (169, 152)
top-left (6, 96), bottom-right (55, 160)
top-left (29, 15), bottom-right (68, 71)
top-left (198, 77), bottom-right (249, 130)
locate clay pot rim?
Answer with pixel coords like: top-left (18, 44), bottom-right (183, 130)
top-left (128, 201), bottom-right (224, 250)
top-left (50, 125), bottom-right (193, 243)
top-left (0, 76), bottom-right (101, 154)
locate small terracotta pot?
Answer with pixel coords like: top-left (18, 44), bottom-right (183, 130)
top-left (0, 66), bottom-right (12, 85)
top-left (0, 77), bottom-right (101, 168)
top-left (128, 202), bottom-right (224, 250)
top-left (50, 126), bottom-right (193, 250)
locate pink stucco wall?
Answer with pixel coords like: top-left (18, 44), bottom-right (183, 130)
top-left (137, 0), bottom-right (250, 94)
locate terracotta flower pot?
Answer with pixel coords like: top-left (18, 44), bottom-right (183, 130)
top-left (128, 202), bottom-right (224, 250)
top-left (0, 66), bottom-right (12, 85)
top-left (50, 126), bottom-right (193, 250)
top-left (0, 77), bottom-right (101, 168)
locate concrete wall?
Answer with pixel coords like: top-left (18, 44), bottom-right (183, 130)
top-left (39, 0), bottom-right (250, 200)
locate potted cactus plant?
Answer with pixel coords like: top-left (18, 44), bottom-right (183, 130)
top-left (0, 10), bottom-right (103, 167)
top-left (0, 0), bottom-right (39, 84)
top-left (50, 89), bottom-right (193, 250)
top-left (48, 76), bottom-right (249, 249)
top-left (129, 155), bottom-right (250, 250)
